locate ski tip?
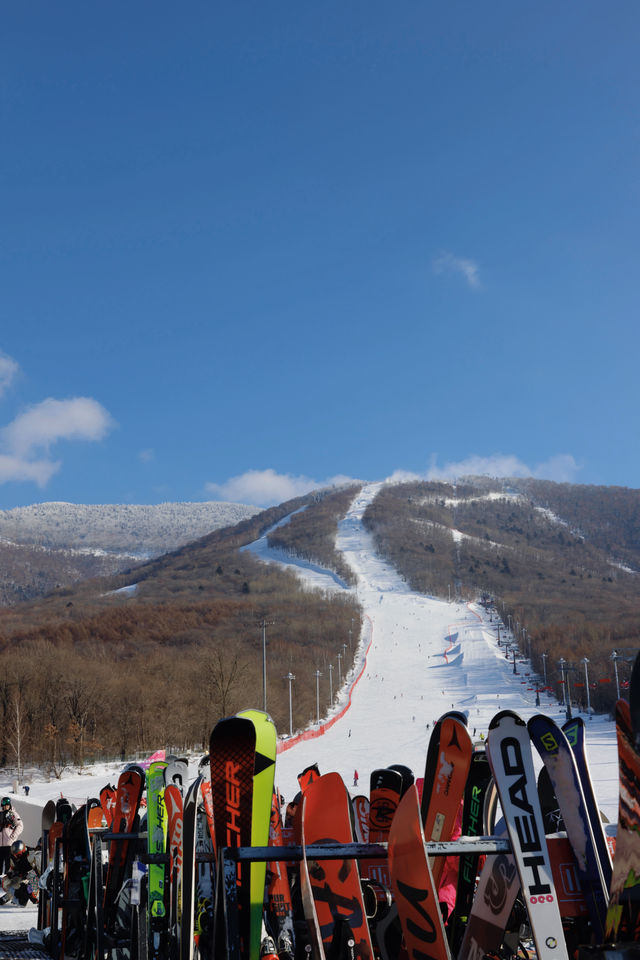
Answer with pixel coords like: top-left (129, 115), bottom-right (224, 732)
top-left (488, 709), bottom-right (525, 730)
top-left (437, 709), bottom-right (468, 726)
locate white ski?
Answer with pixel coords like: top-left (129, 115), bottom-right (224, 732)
top-left (486, 709), bottom-right (569, 960)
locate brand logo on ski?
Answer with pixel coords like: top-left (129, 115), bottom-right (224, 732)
top-left (396, 879), bottom-right (440, 951)
top-left (254, 751), bottom-right (275, 776)
top-left (499, 736), bottom-right (551, 898)
top-left (483, 854), bottom-right (518, 912)
top-left (446, 724), bottom-right (463, 751)
top-left (370, 798), bottom-right (396, 828)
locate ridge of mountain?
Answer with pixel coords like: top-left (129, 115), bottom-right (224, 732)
top-left (0, 499), bottom-right (259, 556)
top-left (0, 499), bottom-right (260, 605)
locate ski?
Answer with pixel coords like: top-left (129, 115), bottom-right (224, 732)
top-left (448, 746), bottom-right (491, 954)
top-left (361, 768), bottom-right (402, 901)
top-left (210, 714), bottom-right (257, 960)
top-left (103, 764), bottom-right (146, 936)
top-left (528, 713), bottom-right (608, 942)
top-left (38, 799), bottom-right (56, 931)
top-left (180, 774), bottom-right (203, 960)
top-left (457, 819), bottom-right (520, 960)
top-left (562, 716), bottom-right (613, 891)
top-left (486, 709), bottom-right (569, 960)
top-left (266, 789), bottom-right (295, 960)
top-left (147, 759), bottom-right (169, 960)
top-left (421, 713), bottom-right (472, 888)
top-left (605, 697), bottom-right (640, 941)
top-left (352, 795), bottom-right (370, 844)
top-left (236, 708), bottom-right (278, 959)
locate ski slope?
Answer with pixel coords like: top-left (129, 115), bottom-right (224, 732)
top-left (0, 482), bottom-right (620, 931)
top-left (271, 483), bottom-right (619, 819)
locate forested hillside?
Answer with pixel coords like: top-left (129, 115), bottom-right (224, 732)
top-left (1, 475), bottom-right (638, 776)
top-left (0, 488), bottom-right (360, 774)
top-left (363, 477), bottom-right (640, 712)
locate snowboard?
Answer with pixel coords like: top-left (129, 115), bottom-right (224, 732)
top-left (300, 771), bottom-right (374, 960)
top-left (388, 784), bottom-right (451, 960)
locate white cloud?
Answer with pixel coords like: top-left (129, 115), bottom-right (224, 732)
top-left (0, 352), bottom-right (19, 398)
top-left (0, 397), bottom-right (115, 487)
top-left (0, 454), bottom-right (60, 487)
top-left (206, 469), bottom-right (359, 507)
top-left (139, 448), bottom-right (155, 464)
top-left (432, 252), bottom-right (481, 289)
top-left (397, 453), bottom-right (582, 484)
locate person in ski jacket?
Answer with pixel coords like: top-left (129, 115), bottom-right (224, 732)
top-left (353, 770), bottom-right (359, 787)
top-left (0, 798), bottom-right (23, 875)
top-left (0, 840), bottom-right (39, 906)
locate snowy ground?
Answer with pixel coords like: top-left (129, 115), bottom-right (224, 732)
top-left (0, 482), bottom-right (620, 932)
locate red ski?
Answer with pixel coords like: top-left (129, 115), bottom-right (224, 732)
top-left (388, 784), bottom-right (451, 960)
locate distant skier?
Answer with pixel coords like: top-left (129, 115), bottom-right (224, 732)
top-left (0, 798), bottom-right (23, 875)
top-left (353, 770), bottom-right (359, 787)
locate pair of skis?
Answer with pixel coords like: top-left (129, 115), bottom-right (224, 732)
top-left (210, 708), bottom-right (277, 960)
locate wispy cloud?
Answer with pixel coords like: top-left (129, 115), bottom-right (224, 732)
top-left (0, 397), bottom-right (115, 487)
top-left (138, 448), bottom-right (155, 464)
top-left (0, 351), bottom-right (19, 399)
top-left (432, 251), bottom-right (481, 289)
top-left (205, 469), bottom-right (358, 507)
top-left (389, 453), bottom-right (581, 485)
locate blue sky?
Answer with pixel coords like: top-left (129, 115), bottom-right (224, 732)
top-left (2, 2), bottom-right (639, 509)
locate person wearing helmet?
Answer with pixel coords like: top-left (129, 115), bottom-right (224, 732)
top-left (0, 798), bottom-right (23, 876)
top-left (0, 838), bottom-right (39, 907)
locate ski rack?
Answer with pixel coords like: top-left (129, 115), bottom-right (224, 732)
top-left (37, 827), bottom-right (514, 960)
top-left (219, 836), bottom-right (512, 960)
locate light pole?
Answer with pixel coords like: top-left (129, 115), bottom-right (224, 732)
top-left (314, 670), bottom-right (322, 724)
top-left (612, 651), bottom-right (621, 700)
top-left (559, 658), bottom-right (567, 708)
top-left (259, 618), bottom-right (274, 712)
top-left (583, 658), bottom-right (591, 718)
top-left (508, 614), bottom-right (512, 637)
top-left (565, 665), bottom-right (573, 720)
top-left (329, 663), bottom-right (334, 704)
top-left (512, 648), bottom-right (518, 675)
top-left (285, 672), bottom-right (295, 736)
top-left (337, 653), bottom-right (342, 687)
top-left (542, 652), bottom-right (548, 688)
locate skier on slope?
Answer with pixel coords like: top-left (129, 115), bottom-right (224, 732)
top-left (0, 798), bottom-right (23, 875)
top-left (353, 770), bottom-right (359, 787)
top-left (0, 840), bottom-right (40, 906)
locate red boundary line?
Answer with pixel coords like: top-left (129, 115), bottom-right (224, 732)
top-left (276, 615), bottom-right (374, 754)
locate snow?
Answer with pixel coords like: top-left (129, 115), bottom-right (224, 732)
top-left (0, 482), bottom-right (621, 933)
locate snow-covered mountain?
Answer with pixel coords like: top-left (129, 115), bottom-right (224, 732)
top-left (0, 500), bottom-right (259, 557)
top-left (0, 499), bottom-right (260, 604)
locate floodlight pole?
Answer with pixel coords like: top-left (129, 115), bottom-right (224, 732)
top-left (260, 619), bottom-right (269, 712)
top-left (329, 663), bottom-right (334, 704)
top-left (559, 658), bottom-right (567, 707)
top-left (583, 658), bottom-right (591, 718)
top-left (285, 672), bottom-right (295, 736)
top-left (314, 670), bottom-right (322, 724)
top-left (611, 651), bottom-right (621, 700)
top-left (565, 666), bottom-right (573, 721)
top-left (337, 652), bottom-right (342, 687)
